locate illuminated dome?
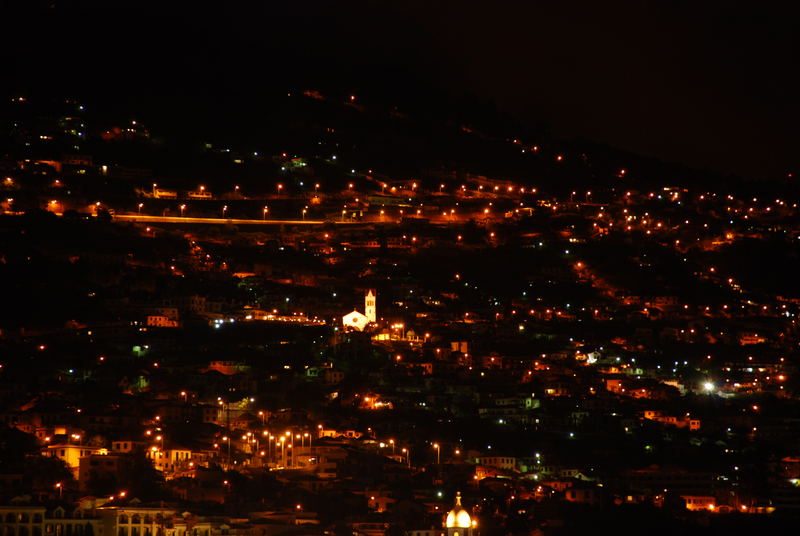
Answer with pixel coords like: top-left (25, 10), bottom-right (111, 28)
top-left (445, 492), bottom-right (472, 528)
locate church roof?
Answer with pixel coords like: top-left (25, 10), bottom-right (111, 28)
top-left (445, 492), bottom-right (472, 528)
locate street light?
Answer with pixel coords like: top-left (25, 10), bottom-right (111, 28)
top-left (433, 443), bottom-right (440, 464)
top-left (180, 204), bottom-right (186, 217)
top-left (138, 203), bottom-right (143, 214)
top-left (222, 436), bottom-right (231, 467)
top-left (302, 208), bottom-right (307, 221)
top-left (263, 206), bottom-right (268, 220)
top-left (222, 205), bottom-right (227, 218)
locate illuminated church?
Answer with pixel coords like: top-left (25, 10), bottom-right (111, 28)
top-left (445, 492), bottom-right (476, 536)
top-left (342, 290), bottom-right (377, 331)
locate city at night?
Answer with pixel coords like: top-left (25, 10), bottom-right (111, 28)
top-left (1, 2), bottom-right (799, 535)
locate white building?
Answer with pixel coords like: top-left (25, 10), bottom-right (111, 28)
top-left (342, 310), bottom-right (369, 331)
top-left (342, 290), bottom-right (377, 331)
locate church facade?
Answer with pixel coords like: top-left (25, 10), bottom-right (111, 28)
top-left (342, 289), bottom-right (377, 331)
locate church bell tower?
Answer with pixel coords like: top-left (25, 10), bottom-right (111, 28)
top-left (365, 289), bottom-right (376, 323)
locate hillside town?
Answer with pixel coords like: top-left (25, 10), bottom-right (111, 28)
top-left (1, 89), bottom-right (799, 536)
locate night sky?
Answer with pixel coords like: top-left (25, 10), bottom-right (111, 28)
top-left (3, 1), bottom-right (797, 180)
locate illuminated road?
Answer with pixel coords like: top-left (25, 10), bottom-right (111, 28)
top-left (114, 214), bottom-right (366, 225)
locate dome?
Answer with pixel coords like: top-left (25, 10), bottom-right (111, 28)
top-left (445, 493), bottom-right (472, 528)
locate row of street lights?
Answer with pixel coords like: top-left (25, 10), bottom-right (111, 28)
top-left (376, 438), bottom-right (412, 467)
top-left (145, 205), bottom-right (488, 223)
top-left (216, 429), bottom-right (320, 469)
top-left (219, 429), bottom-right (463, 471)
top-left (133, 201), bottom-right (496, 223)
top-left (135, 204), bottom-right (281, 220)
top-left (150, 179), bottom-right (539, 198)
